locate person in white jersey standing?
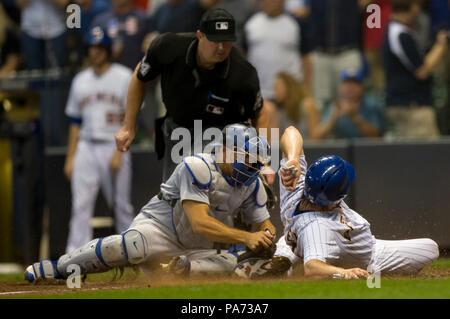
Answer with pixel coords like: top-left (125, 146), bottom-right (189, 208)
top-left (63, 26), bottom-right (134, 254)
top-left (237, 126), bottom-right (439, 279)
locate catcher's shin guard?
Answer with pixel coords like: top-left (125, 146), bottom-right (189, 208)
top-left (54, 229), bottom-right (148, 279)
top-left (24, 259), bottom-right (62, 282)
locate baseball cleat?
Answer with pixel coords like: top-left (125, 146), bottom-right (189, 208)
top-left (24, 259), bottom-right (62, 283)
top-left (160, 255), bottom-right (191, 275)
top-left (234, 256), bottom-right (292, 279)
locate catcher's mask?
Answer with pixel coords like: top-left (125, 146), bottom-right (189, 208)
top-left (221, 123), bottom-right (270, 187)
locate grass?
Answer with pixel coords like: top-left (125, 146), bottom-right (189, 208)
top-left (1, 259), bottom-right (449, 299)
top-left (11, 278), bottom-right (450, 299)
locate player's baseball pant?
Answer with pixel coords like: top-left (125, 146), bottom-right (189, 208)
top-left (368, 238), bottom-right (439, 275)
top-left (275, 235), bottom-right (439, 276)
top-left (66, 140), bottom-right (134, 253)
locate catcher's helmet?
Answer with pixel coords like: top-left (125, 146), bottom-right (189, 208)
top-left (221, 123), bottom-right (270, 187)
top-left (85, 26), bottom-right (112, 50)
top-left (303, 155), bottom-right (355, 206)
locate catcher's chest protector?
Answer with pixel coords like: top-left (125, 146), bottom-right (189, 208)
top-left (172, 154), bottom-right (258, 249)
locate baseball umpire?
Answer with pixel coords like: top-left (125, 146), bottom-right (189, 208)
top-left (115, 8), bottom-right (266, 181)
top-left (63, 26), bottom-right (134, 254)
top-left (24, 123), bottom-right (277, 282)
top-left (236, 126), bottom-right (440, 279)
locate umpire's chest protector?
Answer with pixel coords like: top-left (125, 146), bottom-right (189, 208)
top-left (172, 154), bottom-right (264, 249)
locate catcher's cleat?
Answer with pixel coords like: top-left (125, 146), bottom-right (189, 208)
top-left (160, 256), bottom-right (191, 275)
top-left (234, 256), bottom-right (292, 279)
top-left (24, 259), bottom-right (62, 283)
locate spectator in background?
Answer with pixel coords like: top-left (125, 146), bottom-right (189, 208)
top-left (75, 0), bottom-right (112, 37)
top-left (317, 68), bottom-right (384, 139)
top-left (285, 0), bottom-right (310, 19)
top-left (0, 3), bottom-right (20, 76)
top-left (309, 0), bottom-right (364, 110)
top-left (361, 0), bottom-right (391, 93)
top-left (427, 0), bottom-right (450, 135)
top-left (213, 0), bottom-right (255, 50)
top-left (263, 72), bottom-right (320, 140)
top-left (18, 0), bottom-right (68, 70)
top-left (132, 0), bottom-right (150, 11)
top-left (243, 0), bottom-right (312, 100)
top-left (147, 0), bottom-right (219, 34)
top-left (428, 0), bottom-right (449, 34)
top-left (383, 0), bottom-right (448, 138)
top-left (145, 0), bottom-right (166, 14)
top-left (1, 0), bottom-right (21, 25)
top-left (93, 0), bottom-right (151, 70)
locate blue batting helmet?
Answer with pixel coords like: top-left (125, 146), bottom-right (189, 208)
top-left (221, 123), bottom-right (270, 186)
top-left (303, 155), bottom-right (355, 206)
top-left (85, 26), bottom-right (112, 48)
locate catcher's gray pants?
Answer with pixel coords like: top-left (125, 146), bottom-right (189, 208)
top-left (129, 213), bottom-right (237, 272)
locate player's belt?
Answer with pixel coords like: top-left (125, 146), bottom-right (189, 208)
top-left (292, 209), bottom-right (314, 217)
top-left (82, 137), bottom-right (114, 144)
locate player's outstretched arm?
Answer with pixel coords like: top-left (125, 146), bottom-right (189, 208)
top-left (304, 259), bottom-right (369, 280)
top-left (183, 200), bottom-right (274, 251)
top-left (115, 63), bottom-right (149, 152)
top-left (280, 126), bottom-right (304, 190)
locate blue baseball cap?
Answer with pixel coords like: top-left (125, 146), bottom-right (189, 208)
top-left (85, 26), bottom-right (112, 47)
top-left (340, 68), bottom-right (365, 83)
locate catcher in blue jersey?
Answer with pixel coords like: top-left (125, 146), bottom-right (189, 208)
top-left (24, 123), bottom-right (277, 282)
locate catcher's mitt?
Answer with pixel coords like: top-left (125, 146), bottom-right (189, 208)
top-left (237, 229), bottom-right (276, 263)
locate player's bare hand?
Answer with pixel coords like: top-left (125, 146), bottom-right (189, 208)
top-left (110, 150), bottom-right (122, 175)
top-left (64, 158), bottom-right (74, 181)
top-left (115, 126), bottom-right (135, 152)
top-left (281, 158), bottom-right (301, 190)
top-left (341, 268), bottom-right (369, 280)
top-left (245, 231), bottom-right (274, 251)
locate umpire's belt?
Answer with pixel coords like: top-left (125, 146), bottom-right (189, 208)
top-left (157, 192), bottom-right (178, 207)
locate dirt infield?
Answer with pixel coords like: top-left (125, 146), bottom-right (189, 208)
top-left (1, 266), bottom-right (449, 297)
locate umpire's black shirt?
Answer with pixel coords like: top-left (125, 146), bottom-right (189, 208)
top-left (137, 32), bottom-right (263, 129)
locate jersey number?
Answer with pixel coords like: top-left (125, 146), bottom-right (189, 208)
top-left (106, 112), bottom-right (124, 125)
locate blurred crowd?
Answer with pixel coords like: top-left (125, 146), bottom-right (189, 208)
top-left (0, 0), bottom-right (449, 141)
